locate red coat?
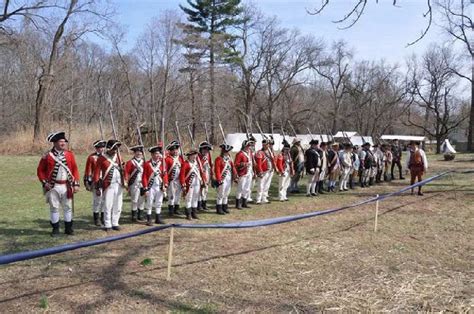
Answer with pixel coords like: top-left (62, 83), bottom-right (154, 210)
top-left (198, 152), bottom-right (213, 181)
top-left (165, 155), bottom-right (184, 181)
top-left (37, 150), bottom-right (80, 185)
top-left (92, 153), bottom-right (126, 190)
top-left (179, 160), bottom-right (207, 186)
top-left (142, 158), bottom-right (169, 190)
top-left (234, 149), bottom-right (253, 177)
top-left (84, 153), bottom-right (100, 181)
top-left (214, 155), bottom-right (237, 182)
top-left (124, 158), bottom-right (144, 186)
top-left (276, 152), bottom-right (295, 176)
top-left (255, 149), bottom-right (273, 175)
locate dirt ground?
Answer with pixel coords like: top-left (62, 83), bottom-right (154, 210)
top-left (0, 154), bottom-right (473, 313)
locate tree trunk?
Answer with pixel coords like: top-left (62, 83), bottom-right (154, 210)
top-left (190, 71), bottom-right (196, 138)
top-left (467, 55), bottom-right (474, 151)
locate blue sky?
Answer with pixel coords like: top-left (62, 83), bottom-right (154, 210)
top-left (114, 0), bottom-right (452, 65)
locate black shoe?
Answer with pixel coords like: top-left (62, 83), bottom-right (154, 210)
top-left (222, 204), bottom-right (230, 214)
top-left (93, 212), bottom-right (101, 226)
top-left (168, 205), bottom-right (174, 217)
top-left (155, 213), bottom-right (165, 224)
top-left (391, 175), bottom-right (396, 180)
top-left (146, 214), bottom-right (153, 226)
top-left (369, 178), bottom-right (374, 186)
top-left (418, 191), bottom-right (424, 196)
top-left (185, 208), bottom-right (192, 220)
top-left (174, 205), bottom-right (181, 215)
top-left (104, 227), bottom-right (112, 232)
top-left (191, 208), bottom-right (199, 219)
top-left (318, 184), bottom-right (325, 194)
top-left (112, 226), bottom-right (121, 231)
top-left (64, 221), bottom-right (74, 235)
top-left (131, 210), bottom-right (137, 223)
top-left (202, 200), bottom-right (208, 211)
top-left (242, 198), bottom-right (251, 208)
top-left (50, 222), bottom-right (60, 237)
top-left (216, 204), bottom-right (225, 215)
top-left (236, 198), bottom-right (242, 210)
top-left (400, 176), bottom-right (405, 180)
top-left (100, 212), bottom-right (105, 225)
top-left (311, 193), bottom-right (318, 196)
top-left (137, 209), bottom-right (144, 221)
top-left (306, 193), bottom-right (312, 197)
top-left (197, 201), bottom-right (202, 212)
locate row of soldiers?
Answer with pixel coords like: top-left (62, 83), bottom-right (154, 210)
top-left (37, 131), bottom-right (427, 236)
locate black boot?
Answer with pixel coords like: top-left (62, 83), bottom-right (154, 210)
top-left (197, 201), bottom-right (202, 212)
top-left (155, 213), bottom-right (165, 224)
top-left (223, 204), bottom-right (230, 214)
top-left (131, 210), bottom-right (137, 222)
top-left (191, 208), bottom-right (199, 219)
top-left (202, 200), bottom-right (208, 211)
top-left (318, 182), bottom-right (325, 194)
top-left (185, 208), bottom-right (192, 220)
top-left (242, 198), bottom-right (251, 208)
top-left (216, 204), bottom-right (225, 215)
top-left (349, 177), bottom-right (354, 189)
top-left (236, 198), bottom-right (242, 210)
top-left (137, 209), bottom-right (144, 221)
top-left (174, 205), bottom-right (181, 215)
top-left (100, 212), bottom-right (105, 225)
top-left (399, 168), bottom-right (405, 180)
top-left (168, 205), bottom-right (174, 217)
top-left (50, 221), bottom-right (60, 237)
top-left (93, 212), bottom-right (101, 226)
top-left (146, 214), bottom-right (153, 226)
top-left (65, 221), bottom-right (74, 235)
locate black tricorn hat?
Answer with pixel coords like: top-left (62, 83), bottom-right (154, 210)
top-left (130, 145), bottom-right (144, 152)
top-left (166, 140), bottom-right (180, 151)
top-left (185, 149), bottom-right (199, 156)
top-left (309, 139), bottom-right (319, 145)
top-left (148, 145), bottom-right (162, 153)
top-left (47, 131), bottom-right (68, 143)
top-left (199, 141), bottom-right (213, 150)
top-left (93, 140), bottom-right (106, 148)
top-left (362, 142), bottom-right (371, 147)
top-left (106, 139), bottom-right (121, 150)
top-left (282, 139), bottom-right (290, 148)
top-left (220, 143), bottom-right (233, 152)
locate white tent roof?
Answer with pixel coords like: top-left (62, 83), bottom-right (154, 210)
top-left (225, 133), bottom-right (331, 152)
top-left (334, 131), bottom-right (358, 138)
top-left (381, 135), bottom-right (427, 141)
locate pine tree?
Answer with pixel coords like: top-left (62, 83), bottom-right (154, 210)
top-left (180, 0), bottom-right (244, 144)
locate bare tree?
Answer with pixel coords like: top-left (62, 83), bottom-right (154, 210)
top-left (405, 44), bottom-right (468, 153)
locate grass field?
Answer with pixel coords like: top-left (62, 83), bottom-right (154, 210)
top-left (0, 152), bottom-right (473, 312)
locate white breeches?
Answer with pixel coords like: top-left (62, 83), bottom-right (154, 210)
top-left (129, 182), bottom-right (145, 211)
top-left (278, 173), bottom-right (291, 200)
top-left (185, 178), bottom-right (201, 208)
top-left (217, 175), bottom-right (232, 205)
top-left (47, 184), bottom-right (72, 223)
top-left (167, 180), bottom-right (182, 206)
top-left (146, 186), bottom-right (164, 215)
top-left (103, 182), bottom-right (123, 228)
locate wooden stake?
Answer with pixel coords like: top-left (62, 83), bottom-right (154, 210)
top-left (166, 227), bottom-right (174, 281)
top-left (374, 194), bottom-right (380, 232)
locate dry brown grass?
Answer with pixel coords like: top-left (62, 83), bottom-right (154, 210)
top-left (0, 154), bottom-right (472, 312)
top-left (0, 124), bottom-right (104, 155)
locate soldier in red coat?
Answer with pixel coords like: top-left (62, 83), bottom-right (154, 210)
top-left (84, 140), bottom-right (106, 226)
top-left (255, 138), bottom-right (274, 204)
top-left (234, 138), bottom-right (255, 209)
top-left (198, 141), bottom-right (213, 211)
top-left (180, 149), bottom-right (207, 220)
top-left (37, 132), bottom-right (80, 236)
top-left (165, 141), bottom-right (185, 217)
top-left (93, 140), bottom-right (127, 232)
top-left (214, 143), bottom-right (238, 214)
top-left (275, 140), bottom-right (295, 201)
top-left (124, 145), bottom-right (145, 223)
top-left (142, 144), bottom-right (169, 225)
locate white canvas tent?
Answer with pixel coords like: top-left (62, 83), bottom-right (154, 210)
top-left (380, 135), bottom-right (427, 142)
top-left (441, 139), bottom-right (456, 154)
top-left (225, 133), bottom-right (330, 152)
top-left (334, 131), bottom-right (373, 147)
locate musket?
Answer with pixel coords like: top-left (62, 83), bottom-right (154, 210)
top-left (255, 120), bottom-right (267, 140)
top-left (107, 90), bottom-right (125, 187)
top-left (287, 120), bottom-right (297, 137)
top-left (153, 111), bottom-right (159, 144)
top-left (306, 127), bottom-right (315, 140)
top-left (317, 122), bottom-right (324, 143)
top-left (187, 125), bottom-right (196, 148)
top-left (204, 122), bottom-right (210, 143)
top-left (175, 121), bottom-right (184, 157)
top-left (217, 115), bottom-right (227, 144)
top-left (99, 114), bottom-right (105, 140)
